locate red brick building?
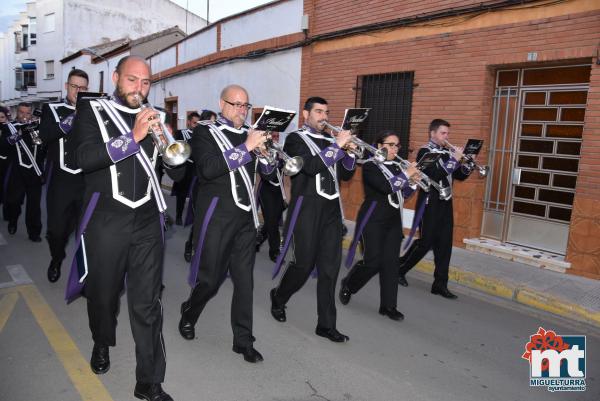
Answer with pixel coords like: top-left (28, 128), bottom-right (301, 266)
top-left (299, 0), bottom-right (600, 278)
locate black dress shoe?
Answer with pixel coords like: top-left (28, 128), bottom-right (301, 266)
top-left (232, 344), bottom-right (264, 363)
top-left (398, 273), bottom-right (408, 287)
top-left (378, 307), bottom-right (404, 321)
top-left (90, 344), bottom-right (110, 374)
top-left (134, 382), bottom-right (173, 401)
top-left (184, 241), bottom-right (192, 263)
top-left (315, 326), bottom-right (349, 342)
top-left (431, 287), bottom-right (458, 299)
top-left (338, 283), bottom-right (351, 305)
top-left (178, 303), bottom-right (195, 340)
top-left (29, 235), bottom-right (42, 242)
top-left (7, 223), bottom-right (16, 235)
top-left (270, 288), bottom-right (286, 322)
top-left (47, 260), bottom-right (61, 283)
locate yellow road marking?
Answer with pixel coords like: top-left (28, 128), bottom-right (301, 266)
top-left (18, 285), bottom-right (114, 401)
top-left (0, 292), bottom-right (19, 332)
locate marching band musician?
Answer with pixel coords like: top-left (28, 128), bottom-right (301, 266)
top-left (0, 106), bottom-right (10, 218)
top-left (398, 119), bottom-right (472, 299)
top-left (269, 96), bottom-right (356, 343)
top-left (172, 111), bottom-right (200, 226)
top-left (39, 68), bottom-right (89, 283)
top-left (339, 131), bottom-right (419, 320)
top-left (66, 56), bottom-right (183, 401)
top-left (255, 131), bottom-right (287, 263)
top-left (178, 84), bottom-right (275, 364)
top-left (1, 102), bottom-right (45, 241)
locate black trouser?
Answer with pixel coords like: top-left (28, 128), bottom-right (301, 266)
top-left (46, 168), bottom-right (84, 262)
top-left (4, 165), bottom-right (42, 237)
top-left (83, 199), bottom-right (166, 383)
top-left (399, 195), bottom-right (453, 289)
top-left (343, 204), bottom-right (403, 309)
top-left (258, 183), bottom-right (285, 254)
top-left (273, 197), bottom-right (343, 329)
top-left (0, 159), bottom-right (8, 218)
top-left (182, 197), bottom-right (256, 348)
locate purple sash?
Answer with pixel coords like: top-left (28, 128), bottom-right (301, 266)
top-left (272, 196), bottom-right (304, 279)
top-left (65, 192), bottom-right (100, 303)
top-left (344, 201), bottom-right (377, 268)
top-left (403, 195), bottom-right (429, 251)
top-left (188, 196), bottom-right (219, 287)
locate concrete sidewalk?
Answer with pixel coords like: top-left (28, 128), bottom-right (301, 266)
top-left (400, 246), bottom-right (599, 328)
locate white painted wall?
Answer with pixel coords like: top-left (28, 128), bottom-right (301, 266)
top-left (148, 48), bottom-right (302, 133)
top-left (35, 0), bottom-right (64, 98)
top-left (150, 47), bottom-right (177, 74)
top-left (178, 27), bottom-right (217, 64)
top-left (1, 0), bottom-right (207, 104)
top-left (220, 0), bottom-right (302, 50)
top-left (62, 0), bottom-right (206, 55)
top-left (61, 50), bottom-right (130, 97)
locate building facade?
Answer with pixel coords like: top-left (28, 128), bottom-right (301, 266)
top-left (299, 0), bottom-right (599, 278)
top-left (0, 0), bottom-right (206, 107)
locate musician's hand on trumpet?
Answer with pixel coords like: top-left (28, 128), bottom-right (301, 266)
top-left (405, 162), bottom-right (421, 185)
top-left (133, 107), bottom-right (160, 143)
top-left (244, 128), bottom-right (268, 152)
top-left (334, 129), bottom-right (353, 150)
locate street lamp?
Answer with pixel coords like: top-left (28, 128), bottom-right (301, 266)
top-left (81, 47), bottom-right (110, 92)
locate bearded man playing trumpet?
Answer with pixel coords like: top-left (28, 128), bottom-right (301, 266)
top-left (269, 96), bottom-right (356, 343)
top-left (398, 119), bottom-right (473, 299)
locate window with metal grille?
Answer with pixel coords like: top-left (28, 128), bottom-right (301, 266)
top-left (356, 71), bottom-right (414, 158)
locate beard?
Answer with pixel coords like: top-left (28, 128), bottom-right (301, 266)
top-left (116, 86), bottom-right (144, 108)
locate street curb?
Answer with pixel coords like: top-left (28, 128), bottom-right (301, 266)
top-left (413, 259), bottom-right (600, 328)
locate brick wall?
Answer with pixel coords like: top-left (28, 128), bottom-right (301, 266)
top-left (299, 3), bottom-right (600, 277)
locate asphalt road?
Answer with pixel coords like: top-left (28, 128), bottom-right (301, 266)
top-left (0, 197), bottom-right (597, 401)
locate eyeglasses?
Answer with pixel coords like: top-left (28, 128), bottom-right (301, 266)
top-left (68, 83), bottom-right (88, 91)
top-left (223, 99), bottom-right (252, 110)
top-left (382, 142), bottom-right (400, 148)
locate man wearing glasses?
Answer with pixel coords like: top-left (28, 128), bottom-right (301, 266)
top-left (39, 68), bottom-right (89, 283)
top-left (178, 84), bottom-right (274, 363)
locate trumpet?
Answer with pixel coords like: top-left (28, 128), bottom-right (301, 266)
top-left (134, 94), bottom-right (191, 166)
top-left (390, 156), bottom-right (450, 198)
top-left (390, 157), bottom-right (430, 192)
top-left (442, 140), bottom-right (489, 178)
top-left (321, 121), bottom-right (387, 163)
top-left (258, 136), bottom-right (304, 176)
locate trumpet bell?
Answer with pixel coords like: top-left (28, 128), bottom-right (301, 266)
top-left (283, 156), bottom-right (303, 176)
top-left (163, 140), bottom-right (191, 166)
top-left (374, 148), bottom-right (388, 163)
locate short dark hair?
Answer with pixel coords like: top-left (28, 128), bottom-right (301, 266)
top-left (187, 111), bottom-right (201, 121)
top-left (115, 55), bottom-right (148, 75)
top-left (0, 106), bottom-right (9, 116)
top-left (429, 119), bottom-right (450, 133)
top-left (68, 68), bottom-right (89, 82)
top-left (375, 130), bottom-right (400, 146)
top-left (17, 102), bottom-right (32, 109)
top-left (303, 96), bottom-right (328, 112)
top-left (199, 110), bottom-right (216, 121)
